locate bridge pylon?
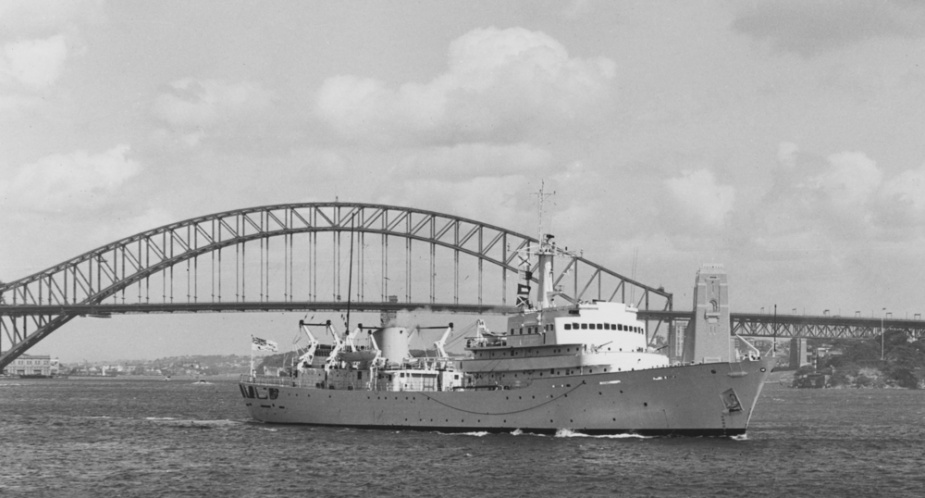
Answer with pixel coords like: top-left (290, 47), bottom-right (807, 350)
top-left (682, 264), bottom-right (731, 364)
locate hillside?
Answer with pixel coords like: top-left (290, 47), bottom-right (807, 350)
top-left (795, 330), bottom-right (925, 388)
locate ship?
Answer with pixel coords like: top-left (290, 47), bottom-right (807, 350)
top-left (239, 235), bottom-right (775, 436)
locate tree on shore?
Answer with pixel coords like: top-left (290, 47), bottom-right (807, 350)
top-left (806, 330), bottom-right (924, 388)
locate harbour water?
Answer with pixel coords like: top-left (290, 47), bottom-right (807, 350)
top-left (2, 375), bottom-right (922, 497)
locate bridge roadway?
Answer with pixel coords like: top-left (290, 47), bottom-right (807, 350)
top-left (3, 302), bottom-right (922, 340)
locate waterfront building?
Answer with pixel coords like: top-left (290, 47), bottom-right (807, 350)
top-left (3, 354), bottom-right (58, 377)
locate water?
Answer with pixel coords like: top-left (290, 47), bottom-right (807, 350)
top-left (2, 376), bottom-right (923, 497)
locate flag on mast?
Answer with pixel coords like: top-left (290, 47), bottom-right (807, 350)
top-left (251, 335), bottom-right (278, 352)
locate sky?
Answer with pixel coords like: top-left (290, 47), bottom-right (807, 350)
top-left (2, 0), bottom-right (924, 362)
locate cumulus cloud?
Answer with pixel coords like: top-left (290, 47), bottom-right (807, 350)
top-left (1, 34), bottom-right (68, 88)
top-left (562, 0), bottom-right (595, 20)
top-left (151, 78), bottom-right (275, 147)
top-left (758, 145), bottom-right (883, 240)
top-left (392, 143), bottom-right (553, 181)
top-left (664, 169), bottom-right (736, 230)
top-left (0, 145), bottom-right (142, 213)
top-left (0, 0), bottom-right (105, 37)
top-left (732, 0), bottom-right (925, 56)
top-left (755, 142), bottom-right (925, 246)
top-left (877, 164), bottom-right (925, 227)
top-left (0, 0), bottom-right (102, 114)
top-left (805, 151), bottom-right (882, 214)
top-left (0, 92), bottom-right (44, 117)
top-left (315, 27), bottom-right (617, 145)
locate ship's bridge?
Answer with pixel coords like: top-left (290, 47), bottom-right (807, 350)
top-left (498, 301), bottom-right (648, 350)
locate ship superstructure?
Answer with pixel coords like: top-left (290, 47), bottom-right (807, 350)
top-left (239, 236), bottom-right (774, 436)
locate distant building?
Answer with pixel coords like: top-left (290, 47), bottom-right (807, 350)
top-left (3, 354), bottom-right (58, 377)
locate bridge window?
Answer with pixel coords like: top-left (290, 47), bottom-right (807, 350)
top-left (564, 324), bottom-right (572, 330)
top-left (581, 323), bottom-right (588, 330)
top-left (597, 324), bottom-right (603, 330)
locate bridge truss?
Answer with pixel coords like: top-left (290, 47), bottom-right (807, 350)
top-left (0, 202), bottom-right (673, 370)
top-left (731, 314), bottom-right (925, 340)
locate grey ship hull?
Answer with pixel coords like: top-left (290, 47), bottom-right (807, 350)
top-left (240, 357), bottom-right (774, 436)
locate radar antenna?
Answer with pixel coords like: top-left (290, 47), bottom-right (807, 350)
top-left (534, 179), bottom-right (556, 241)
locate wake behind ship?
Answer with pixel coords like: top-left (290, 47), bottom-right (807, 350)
top-left (239, 236), bottom-right (774, 436)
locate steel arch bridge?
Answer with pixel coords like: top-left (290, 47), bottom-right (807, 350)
top-left (0, 202), bottom-right (673, 370)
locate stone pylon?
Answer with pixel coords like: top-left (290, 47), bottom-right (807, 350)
top-left (682, 264), bottom-right (731, 364)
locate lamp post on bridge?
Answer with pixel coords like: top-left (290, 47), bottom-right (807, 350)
top-left (772, 304), bottom-right (777, 355)
top-left (881, 307), bottom-right (887, 362)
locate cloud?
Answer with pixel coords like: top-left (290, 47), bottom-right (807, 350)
top-left (663, 169), bottom-right (736, 230)
top-left (805, 151), bottom-right (882, 213)
top-left (315, 27), bottom-right (617, 145)
top-left (0, 145), bottom-right (142, 213)
top-left (1, 34), bottom-right (68, 88)
top-left (562, 0), bottom-right (595, 20)
top-left (0, 0), bottom-right (105, 37)
top-left (754, 143), bottom-right (925, 247)
top-left (0, 0), bottom-right (102, 107)
top-left (392, 143), bottom-right (553, 181)
top-left (732, 0), bottom-right (925, 56)
top-left (877, 164), bottom-right (925, 228)
top-left (757, 145), bottom-right (883, 240)
top-left (151, 78), bottom-right (275, 147)
top-left (0, 92), bottom-right (45, 117)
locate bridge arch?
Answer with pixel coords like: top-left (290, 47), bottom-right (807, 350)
top-left (0, 202), bottom-right (672, 369)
